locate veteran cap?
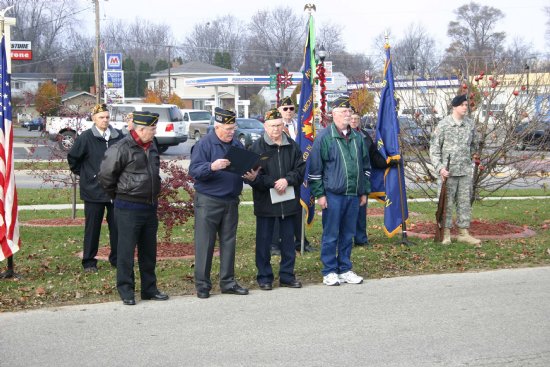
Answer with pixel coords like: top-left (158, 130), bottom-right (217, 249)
top-left (132, 111), bottom-right (159, 127)
top-left (214, 107), bottom-right (236, 124)
top-left (279, 97), bottom-right (294, 107)
top-left (92, 103), bottom-right (108, 115)
top-left (451, 94), bottom-right (467, 107)
top-left (264, 108), bottom-right (282, 121)
top-left (331, 96), bottom-right (351, 109)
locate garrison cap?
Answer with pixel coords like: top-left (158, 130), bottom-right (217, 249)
top-left (214, 107), bottom-right (236, 124)
top-left (331, 96), bottom-right (351, 109)
top-left (132, 111), bottom-right (159, 127)
top-left (264, 108), bottom-right (282, 121)
top-left (279, 97), bottom-right (294, 107)
top-left (92, 103), bottom-right (108, 115)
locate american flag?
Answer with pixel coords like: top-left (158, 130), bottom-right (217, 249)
top-left (0, 35), bottom-right (20, 261)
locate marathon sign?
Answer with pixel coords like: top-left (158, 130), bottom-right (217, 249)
top-left (105, 53), bottom-right (123, 70)
top-left (10, 41), bottom-right (32, 60)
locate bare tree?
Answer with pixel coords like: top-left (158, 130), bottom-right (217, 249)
top-left (392, 23), bottom-right (440, 78)
top-left (5, 0), bottom-right (81, 73)
top-left (503, 37), bottom-right (536, 74)
top-left (394, 62), bottom-right (549, 205)
top-left (443, 2), bottom-right (506, 74)
top-left (240, 6), bottom-right (306, 75)
top-left (545, 6), bottom-right (550, 49)
top-left (180, 15), bottom-right (246, 70)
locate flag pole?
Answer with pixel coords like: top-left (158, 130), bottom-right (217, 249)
top-left (395, 157), bottom-right (414, 246)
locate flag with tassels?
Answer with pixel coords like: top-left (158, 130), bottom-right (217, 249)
top-left (369, 42), bottom-right (409, 237)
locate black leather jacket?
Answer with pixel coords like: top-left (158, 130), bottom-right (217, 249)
top-left (98, 134), bottom-right (161, 205)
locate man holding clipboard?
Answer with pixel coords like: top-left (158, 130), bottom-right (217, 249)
top-left (248, 108), bottom-right (305, 290)
top-left (189, 107), bottom-right (258, 299)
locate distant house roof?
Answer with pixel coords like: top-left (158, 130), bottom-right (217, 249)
top-left (150, 61), bottom-right (239, 78)
top-left (62, 91), bottom-right (95, 102)
top-left (12, 73), bottom-right (57, 81)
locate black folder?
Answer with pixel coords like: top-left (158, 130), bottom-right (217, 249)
top-left (223, 146), bottom-right (274, 176)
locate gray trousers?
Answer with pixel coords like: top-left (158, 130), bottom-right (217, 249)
top-left (444, 175), bottom-right (473, 229)
top-left (193, 192), bottom-right (239, 291)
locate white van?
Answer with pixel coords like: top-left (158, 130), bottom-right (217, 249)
top-left (110, 103), bottom-right (187, 153)
top-left (180, 109), bottom-right (212, 142)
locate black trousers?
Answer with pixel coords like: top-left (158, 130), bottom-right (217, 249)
top-left (272, 212), bottom-right (308, 248)
top-left (82, 201), bottom-right (117, 268)
top-left (193, 192), bottom-right (239, 292)
top-left (115, 207), bottom-right (158, 300)
top-left (256, 216), bottom-right (296, 284)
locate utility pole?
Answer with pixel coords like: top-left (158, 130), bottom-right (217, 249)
top-left (168, 46), bottom-right (172, 96)
top-left (93, 0), bottom-right (100, 104)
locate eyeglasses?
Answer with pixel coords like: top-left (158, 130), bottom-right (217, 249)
top-left (282, 107), bottom-right (295, 112)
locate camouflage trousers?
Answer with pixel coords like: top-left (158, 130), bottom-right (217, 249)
top-left (438, 175), bottom-right (473, 229)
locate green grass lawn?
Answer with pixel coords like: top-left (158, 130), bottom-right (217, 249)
top-left (1, 189), bottom-right (549, 312)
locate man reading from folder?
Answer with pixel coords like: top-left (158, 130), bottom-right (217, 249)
top-left (248, 108), bottom-right (305, 290)
top-left (189, 107), bottom-right (258, 299)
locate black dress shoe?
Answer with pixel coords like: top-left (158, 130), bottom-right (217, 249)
top-left (221, 284), bottom-right (249, 295)
top-left (196, 289), bottom-right (210, 299)
top-left (280, 279), bottom-right (302, 288)
top-left (83, 266), bottom-right (98, 273)
top-left (122, 298), bottom-right (136, 306)
top-left (258, 283), bottom-right (273, 291)
top-left (296, 244), bottom-right (316, 252)
top-left (141, 292), bottom-right (169, 301)
top-left (354, 241), bottom-right (371, 247)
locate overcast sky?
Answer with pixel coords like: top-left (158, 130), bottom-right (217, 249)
top-left (86, 0), bottom-right (548, 56)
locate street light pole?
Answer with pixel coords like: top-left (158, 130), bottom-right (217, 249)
top-left (525, 64), bottom-right (530, 95)
top-left (93, 0), bottom-right (100, 104)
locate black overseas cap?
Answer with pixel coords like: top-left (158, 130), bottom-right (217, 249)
top-left (264, 108), bottom-right (282, 121)
top-left (214, 107), bottom-right (236, 124)
top-left (133, 111), bottom-right (159, 126)
top-left (451, 94), bottom-right (467, 107)
top-left (280, 97), bottom-right (294, 107)
top-left (331, 96), bottom-right (351, 109)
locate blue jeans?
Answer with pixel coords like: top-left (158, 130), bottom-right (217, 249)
top-left (320, 192), bottom-right (359, 276)
top-left (354, 201), bottom-right (369, 244)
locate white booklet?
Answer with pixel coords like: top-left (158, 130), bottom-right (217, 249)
top-left (270, 187), bottom-right (296, 204)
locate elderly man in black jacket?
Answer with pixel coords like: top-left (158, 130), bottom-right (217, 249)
top-left (67, 103), bottom-right (124, 272)
top-left (99, 111), bottom-right (168, 306)
top-left (248, 108), bottom-right (305, 290)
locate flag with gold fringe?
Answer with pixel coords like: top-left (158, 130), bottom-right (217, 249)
top-left (369, 43), bottom-right (409, 237)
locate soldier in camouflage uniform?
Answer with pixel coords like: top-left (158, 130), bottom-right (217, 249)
top-left (429, 95), bottom-right (481, 245)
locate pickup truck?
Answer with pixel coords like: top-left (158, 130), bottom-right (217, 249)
top-left (46, 116), bottom-right (127, 151)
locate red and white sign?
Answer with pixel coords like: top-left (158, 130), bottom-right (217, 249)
top-left (11, 50), bottom-right (32, 60)
top-left (10, 41), bottom-right (32, 60)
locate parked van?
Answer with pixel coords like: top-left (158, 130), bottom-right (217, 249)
top-left (180, 109), bottom-right (212, 142)
top-left (110, 103), bottom-right (187, 153)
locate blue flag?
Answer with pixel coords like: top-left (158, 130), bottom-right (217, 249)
top-left (296, 15), bottom-right (316, 225)
top-left (369, 44), bottom-right (409, 237)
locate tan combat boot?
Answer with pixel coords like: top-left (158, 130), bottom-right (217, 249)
top-left (441, 229), bottom-right (451, 245)
top-left (457, 228), bottom-right (481, 245)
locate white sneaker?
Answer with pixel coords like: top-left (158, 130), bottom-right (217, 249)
top-left (322, 272), bottom-right (340, 286)
top-left (338, 271), bottom-right (363, 284)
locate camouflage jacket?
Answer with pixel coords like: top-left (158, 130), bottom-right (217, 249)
top-left (429, 114), bottom-right (478, 177)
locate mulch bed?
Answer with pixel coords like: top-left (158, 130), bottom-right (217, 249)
top-left (408, 220), bottom-right (537, 240)
top-left (22, 218), bottom-right (92, 227)
top-left (94, 242), bottom-right (203, 260)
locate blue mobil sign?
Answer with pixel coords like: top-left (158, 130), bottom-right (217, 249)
top-left (105, 53), bottom-right (123, 70)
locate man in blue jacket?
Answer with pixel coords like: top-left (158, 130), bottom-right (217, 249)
top-left (189, 107), bottom-right (258, 299)
top-left (309, 96), bottom-right (371, 286)
top-left (67, 103), bottom-right (123, 272)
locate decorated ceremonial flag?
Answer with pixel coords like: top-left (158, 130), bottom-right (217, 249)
top-left (369, 43), bottom-right (409, 237)
top-left (296, 15), bottom-right (316, 225)
top-left (0, 35), bottom-right (20, 261)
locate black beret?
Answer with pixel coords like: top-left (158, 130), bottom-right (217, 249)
top-left (280, 97), bottom-right (294, 107)
top-left (331, 96), bottom-right (351, 109)
top-left (264, 108), bottom-right (282, 121)
top-left (214, 107), bottom-right (236, 124)
top-left (451, 95), bottom-right (467, 107)
top-left (133, 111), bottom-right (159, 126)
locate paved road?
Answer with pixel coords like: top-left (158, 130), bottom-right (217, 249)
top-left (1, 267), bottom-right (549, 367)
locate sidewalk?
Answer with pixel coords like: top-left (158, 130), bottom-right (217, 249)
top-left (18, 195), bottom-right (550, 211)
top-left (1, 267), bottom-right (549, 367)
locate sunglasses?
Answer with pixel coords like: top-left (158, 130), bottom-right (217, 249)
top-left (282, 107), bottom-right (295, 112)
